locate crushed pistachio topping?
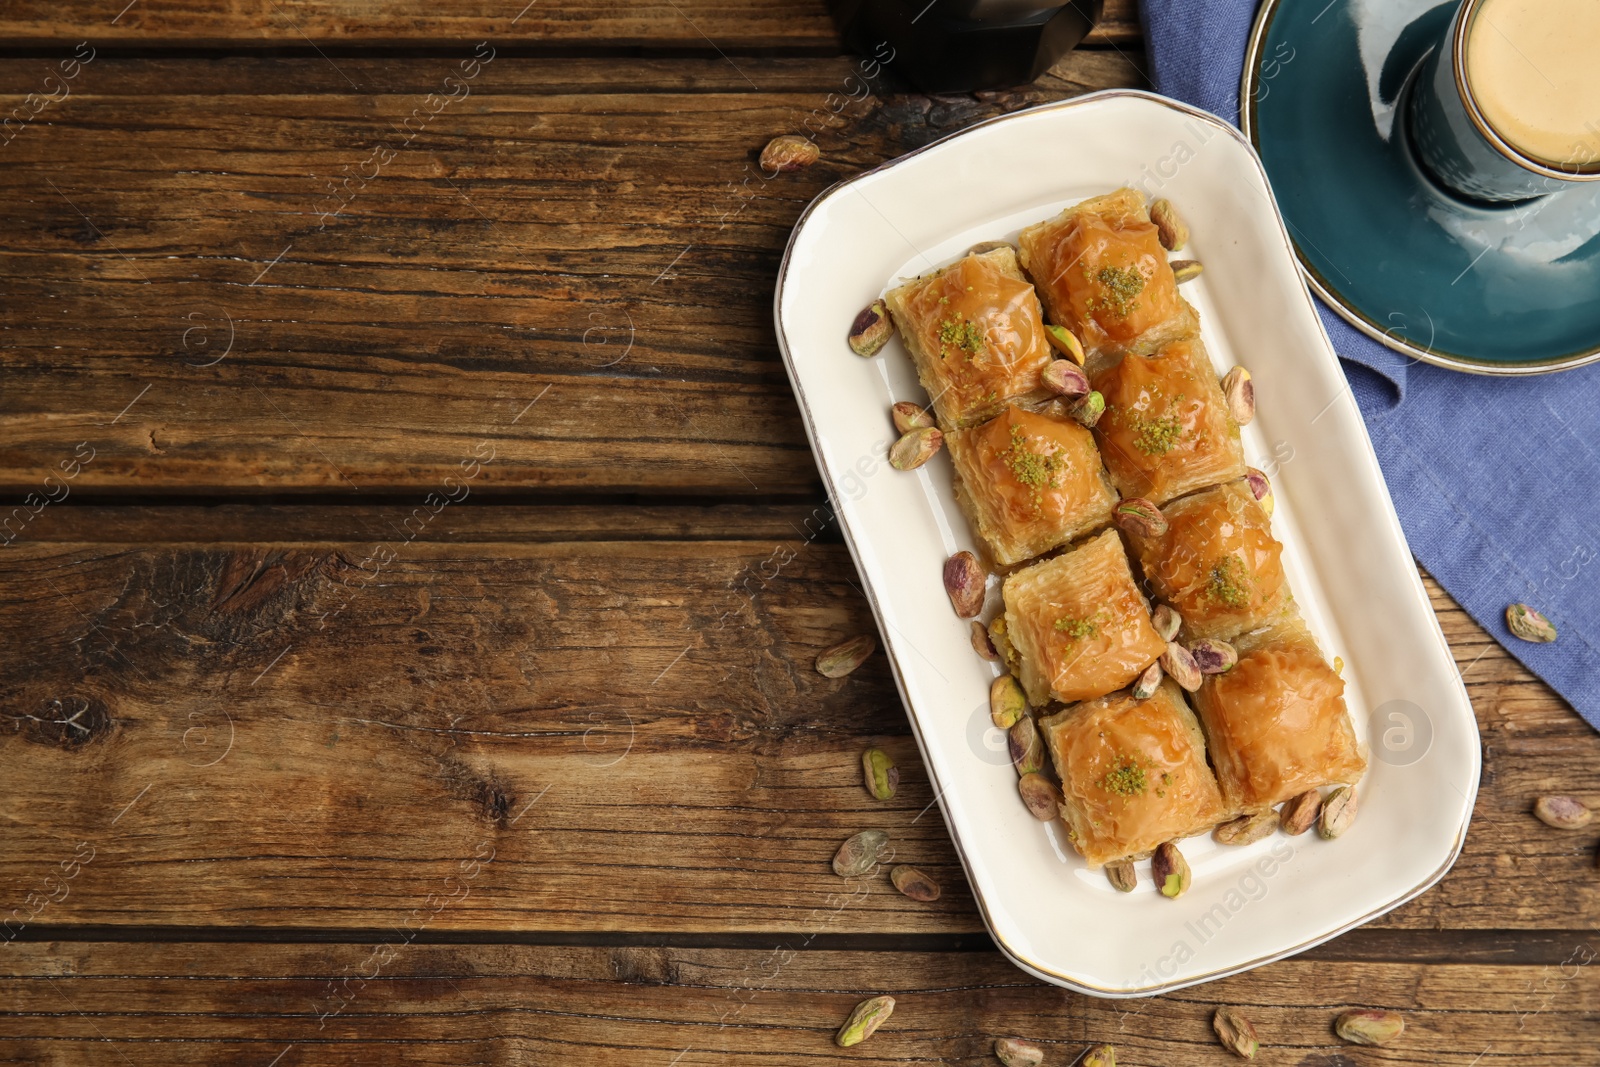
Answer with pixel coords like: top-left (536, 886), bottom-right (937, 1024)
top-left (999, 424), bottom-right (1067, 506)
top-left (1208, 555), bottom-right (1252, 608)
top-left (1085, 263), bottom-right (1147, 319)
top-left (938, 316), bottom-right (985, 359)
top-left (1099, 755), bottom-right (1148, 798)
top-left (1053, 610), bottom-right (1107, 641)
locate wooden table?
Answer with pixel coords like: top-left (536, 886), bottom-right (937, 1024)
top-left (0, 3), bottom-right (1594, 1063)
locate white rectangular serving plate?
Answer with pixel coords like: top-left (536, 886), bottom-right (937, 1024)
top-left (774, 90), bottom-right (1482, 997)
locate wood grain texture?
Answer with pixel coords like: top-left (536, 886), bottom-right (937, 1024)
top-left (0, 52), bottom-right (1142, 497)
top-left (0, 517), bottom-right (1592, 933)
top-left (1, 942), bottom-right (1595, 1065)
top-left (0, 0), bottom-right (1140, 49)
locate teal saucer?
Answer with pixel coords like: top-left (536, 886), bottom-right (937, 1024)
top-left (1241, 0), bottom-right (1600, 374)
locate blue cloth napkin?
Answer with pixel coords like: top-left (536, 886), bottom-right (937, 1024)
top-left (1139, 0), bottom-right (1600, 730)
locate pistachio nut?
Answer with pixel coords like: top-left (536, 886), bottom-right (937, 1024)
top-left (892, 400), bottom-right (935, 435)
top-left (1151, 198), bottom-right (1189, 252)
top-left (1334, 655), bottom-right (1344, 674)
top-left (817, 634), bottom-right (876, 678)
top-left (1008, 716), bottom-right (1045, 776)
top-left (1244, 466), bottom-right (1274, 517)
top-left (1214, 810), bottom-right (1280, 846)
top-left (1151, 603), bottom-right (1182, 642)
top-left (993, 1036), bottom-right (1045, 1067)
top-left (1044, 323), bottom-right (1087, 365)
top-left (889, 426), bottom-right (943, 470)
top-left (1188, 638), bottom-right (1238, 674)
top-left (989, 675), bottom-right (1027, 729)
top-left (1131, 659), bottom-right (1163, 701)
top-left (1042, 358), bottom-right (1091, 398)
top-left (1279, 788), bottom-right (1322, 836)
top-left (835, 994), bottom-right (895, 1047)
top-left (861, 748), bottom-right (898, 801)
top-left (967, 239), bottom-right (1013, 257)
top-left (1334, 1009), bottom-right (1404, 1046)
top-left (1534, 794), bottom-right (1593, 830)
top-left (889, 864), bottom-right (941, 901)
top-left (1221, 366), bottom-right (1255, 426)
top-left (759, 133), bottom-right (819, 173)
top-left (831, 830), bottom-right (890, 877)
top-left (1114, 497), bottom-right (1168, 539)
top-left (1152, 841), bottom-right (1190, 898)
top-left (1506, 603), bottom-right (1558, 643)
top-left (1171, 259), bottom-right (1204, 284)
top-left (1068, 390), bottom-right (1105, 429)
top-left (1081, 1044), bottom-right (1117, 1067)
top-left (849, 300), bottom-right (894, 357)
top-left (1318, 784), bottom-right (1357, 839)
top-left (1160, 641), bottom-right (1202, 692)
top-left (1017, 772), bottom-right (1063, 821)
top-left (944, 550), bottom-right (986, 619)
top-left (1212, 1007), bottom-right (1260, 1059)
top-left (1104, 860), bottom-right (1137, 894)
top-left (989, 615), bottom-right (1017, 668)
top-left (971, 619), bottom-right (1000, 661)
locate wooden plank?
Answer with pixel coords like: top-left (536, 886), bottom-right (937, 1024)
top-left (0, 942), bottom-right (1594, 1064)
top-left (0, 524), bottom-right (1593, 933)
top-left (0, 0), bottom-right (1142, 49)
top-left (0, 52), bottom-right (1143, 497)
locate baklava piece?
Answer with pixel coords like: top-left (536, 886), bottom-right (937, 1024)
top-left (1017, 187), bottom-right (1199, 358)
top-left (1040, 678), bottom-right (1228, 868)
top-left (1001, 529), bottom-right (1167, 705)
top-left (1090, 336), bottom-right (1246, 504)
top-left (948, 404), bottom-right (1117, 567)
top-left (884, 247), bottom-right (1055, 429)
top-left (1190, 618), bottom-right (1366, 813)
top-left (1125, 480), bottom-right (1293, 641)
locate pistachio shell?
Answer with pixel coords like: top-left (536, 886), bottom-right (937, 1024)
top-left (889, 426), bottom-right (943, 471)
top-left (1534, 794), bottom-right (1593, 830)
top-left (1507, 603), bottom-right (1558, 643)
top-left (1279, 788), bottom-right (1322, 836)
top-left (892, 401), bottom-right (935, 435)
top-left (861, 748), bottom-right (898, 801)
top-left (1188, 638), bottom-right (1238, 674)
top-left (1215, 810), bottom-right (1280, 846)
top-left (1008, 716), bottom-right (1044, 776)
top-left (835, 995), bottom-right (895, 1047)
top-left (1213, 1007), bottom-right (1260, 1059)
top-left (1152, 841), bottom-right (1190, 898)
top-left (1067, 390), bottom-right (1105, 428)
top-left (1104, 861), bottom-right (1137, 894)
top-left (1151, 604), bottom-right (1182, 642)
top-left (1160, 641), bottom-right (1202, 692)
top-left (848, 300), bottom-right (893, 357)
top-left (759, 134), bottom-right (819, 172)
top-left (831, 830), bottom-right (890, 877)
top-left (1042, 358), bottom-right (1091, 397)
top-left (1017, 772), bottom-right (1063, 821)
top-left (1113, 497), bottom-right (1168, 538)
top-left (971, 620), bottom-right (1000, 661)
top-left (1334, 1009), bottom-right (1404, 1046)
top-left (1222, 366), bottom-right (1254, 426)
top-left (989, 675), bottom-right (1027, 729)
top-left (1318, 784), bottom-right (1357, 838)
top-left (816, 634), bottom-right (876, 678)
top-left (943, 550), bottom-right (986, 618)
top-left (993, 1036), bottom-right (1045, 1067)
top-left (1044, 324), bottom-right (1086, 365)
top-left (1151, 198), bottom-right (1189, 251)
top-left (1131, 660), bottom-right (1162, 701)
top-left (889, 864), bottom-right (941, 901)
top-left (1171, 259), bottom-right (1204, 284)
